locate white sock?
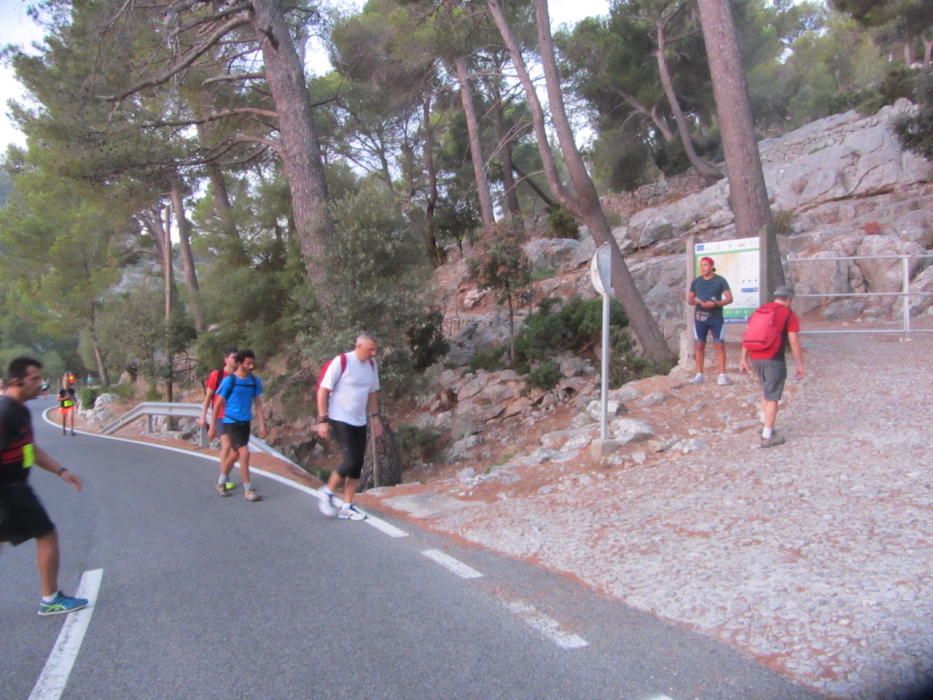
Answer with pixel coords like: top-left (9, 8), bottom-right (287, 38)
top-left (762, 427), bottom-right (773, 439)
top-left (243, 482), bottom-right (253, 491)
top-left (323, 486), bottom-right (335, 495)
top-left (42, 592), bottom-right (60, 603)
top-left (217, 474), bottom-right (226, 485)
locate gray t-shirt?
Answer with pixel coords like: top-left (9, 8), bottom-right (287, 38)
top-left (690, 274), bottom-right (731, 319)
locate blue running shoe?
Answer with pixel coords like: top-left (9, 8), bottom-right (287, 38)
top-left (38, 592), bottom-right (89, 616)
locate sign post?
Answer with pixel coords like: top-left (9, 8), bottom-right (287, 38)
top-left (590, 244), bottom-right (613, 441)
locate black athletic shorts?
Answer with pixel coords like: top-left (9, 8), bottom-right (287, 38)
top-left (330, 419), bottom-right (368, 480)
top-left (0, 482), bottom-right (56, 546)
top-left (224, 421), bottom-right (252, 450)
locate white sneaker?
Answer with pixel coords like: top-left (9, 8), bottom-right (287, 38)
top-left (338, 503), bottom-right (367, 521)
top-left (691, 373), bottom-right (705, 384)
top-left (317, 488), bottom-right (337, 517)
top-left (717, 374), bottom-right (731, 386)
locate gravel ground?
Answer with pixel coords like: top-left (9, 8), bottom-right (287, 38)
top-left (373, 331), bottom-right (933, 699)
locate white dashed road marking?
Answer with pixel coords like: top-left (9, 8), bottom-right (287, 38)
top-left (29, 568), bottom-right (103, 700)
top-left (505, 600), bottom-right (589, 650)
top-left (422, 549), bottom-right (484, 579)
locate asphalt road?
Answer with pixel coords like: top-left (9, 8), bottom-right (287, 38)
top-left (1, 396), bottom-right (820, 700)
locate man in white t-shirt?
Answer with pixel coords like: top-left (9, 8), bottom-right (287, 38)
top-left (315, 334), bottom-right (383, 520)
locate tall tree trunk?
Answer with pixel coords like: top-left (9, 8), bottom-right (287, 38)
top-left (422, 94), bottom-right (444, 266)
top-left (250, 0), bottom-right (334, 318)
top-left (655, 21), bottom-right (722, 179)
top-left (171, 179), bottom-right (205, 332)
top-left (923, 35), bottom-right (931, 70)
top-left (158, 206), bottom-right (174, 405)
top-left (695, 0), bottom-right (785, 302)
top-left (88, 304), bottom-right (110, 387)
top-left (489, 73), bottom-right (524, 231)
top-left (206, 162), bottom-right (241, 243)
top-left (488, 0), bottom-right (674, 365)
top-left (454, 56), bottom-right (496, 234)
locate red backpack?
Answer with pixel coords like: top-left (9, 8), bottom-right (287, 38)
top-left (316, 353), bottom-right (376, 389)
top-left (203, 368), bottom-right (225, 396)
top-left (742, 306), bottom-right (783, 352)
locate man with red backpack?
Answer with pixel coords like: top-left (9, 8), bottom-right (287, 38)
top-left (199, 348), bottom-right (238, 494)
top-left (740, 285), bottom-right (805, 448)
top-left (316, 334), bottom-right (383, 521)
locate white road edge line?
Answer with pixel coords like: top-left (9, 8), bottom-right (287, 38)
top-left (28, 568), bottom-right (104, 700)
top-left (505, 600), bottom-right (589, 650)
top-left (39, 408), bottom-right (408, 538)
top-left (422, 549), bottom-right (484, 579)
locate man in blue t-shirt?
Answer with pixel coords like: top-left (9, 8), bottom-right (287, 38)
top-left (209, 349), bottom-right (267, 502)
top-left (687, 256), bottom-right (733, 385)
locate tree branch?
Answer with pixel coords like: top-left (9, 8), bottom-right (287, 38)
top-left (145, 107), bottom-right (280, 128)
top-left (100, 13), bottom-right (250, 102)
top-left (201, 71), bottom-right (266, 86)
top-left (170, 1), bottom-right (252, 38)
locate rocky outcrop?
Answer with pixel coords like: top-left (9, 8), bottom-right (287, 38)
top-left (433, 101), bottom-right (931, 361)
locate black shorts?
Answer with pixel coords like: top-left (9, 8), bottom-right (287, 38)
top-left (224, 421), bottom-right (251, 450)
top-left (0, 482), bottom-right (56, 546)
top-left (213, 421), bottom-right (227, 438)
top-left (330, 420), bottom-right (368, 480)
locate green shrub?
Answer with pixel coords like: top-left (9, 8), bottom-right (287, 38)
top-left (106, 384), bottom-right (135, 400)
top-left (469, 346), bottom-right (507, 372)
top-left (894, 106), bottom-right (933, 159)
top-left (407, 311), bottom-right (449, 371)
top-left (545, 207), bottom-right (580, 239)
top-left (78, 387), bottom-right (99, 410)
top-left (526, 360), bottom-right (561, 391)
top-left (771, 208), bottom-right (796, 236)
top-left (515, 297), bottom-right (627, 367)
top-left (512, 296), bottom-right (666, 389)
top-left (395, 424), bottom-right (445, 464)
top-left (145, 385), bottom-right (162, 401)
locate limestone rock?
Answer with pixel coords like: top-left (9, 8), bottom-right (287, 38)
top-left (585, 400), bottom-right (627, 422)
top-left (611, 418), bottom-right (655, 444)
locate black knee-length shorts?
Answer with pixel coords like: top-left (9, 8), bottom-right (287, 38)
top-left (0, 482), bottom-right (56, 546)
top-left (330, 420), bottom-right (368, 480)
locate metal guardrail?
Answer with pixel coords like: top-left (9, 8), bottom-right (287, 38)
top-left (786, 253), bottom-right (933, 335)
top-left (101, 401), bottom-right (302, 469)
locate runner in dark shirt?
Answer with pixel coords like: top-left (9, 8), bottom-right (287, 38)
top-left (1, 357), bottom-right (88, 615)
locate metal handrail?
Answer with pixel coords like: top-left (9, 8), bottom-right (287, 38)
top-left (785, 252), bottom-right (933, 335)
top-left (101, 401), bottom-right (303, 469)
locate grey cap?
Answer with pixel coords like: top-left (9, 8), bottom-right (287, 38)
top-left (773, 285), bottom-right (795, 299)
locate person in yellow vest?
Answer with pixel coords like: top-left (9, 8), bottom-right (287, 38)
top-left (58, 389), bottom-right (76, 436)
top-left (61, 371), bottom-right (76, 392)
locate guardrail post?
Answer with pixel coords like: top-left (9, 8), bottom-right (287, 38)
top-left (902, 255), bottom-right (911, 338)
top-left (199, 424), bottom-right (208, 448)
top-left (147, 414), bottom-right (153, 433)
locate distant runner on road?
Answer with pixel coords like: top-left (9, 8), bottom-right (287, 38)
top-left (687, 256), bottom-right (733, 385)
top-left (1, 356), bottom-right (88, 616)
top-left (740, 285), bottom-right (805, 448)
top-left (199, 347), bottom-right (238, 494)
top-left (58, 388), bottom-right (76, 436)
top-left (209, 349), bottom-right (266, 502)
top-left (316, 334), bottom-right (383, 521)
